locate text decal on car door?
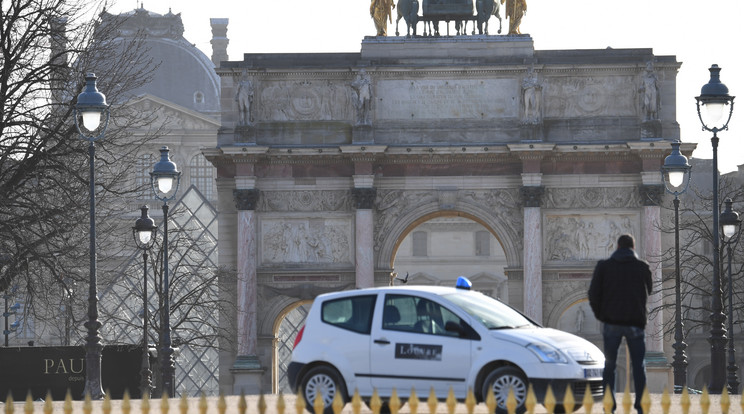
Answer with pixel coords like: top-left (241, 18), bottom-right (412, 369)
top-left (395, 343), bottom-right (443, 361)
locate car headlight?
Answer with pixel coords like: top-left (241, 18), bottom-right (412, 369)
top-left (527, 343), bottom-right (568, 363)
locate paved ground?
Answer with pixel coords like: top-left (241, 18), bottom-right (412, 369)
top-left (3, 393), bottom-right (742, 414)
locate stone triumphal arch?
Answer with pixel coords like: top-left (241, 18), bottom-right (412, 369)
top-left (204, 36), bottom-right (689, 394)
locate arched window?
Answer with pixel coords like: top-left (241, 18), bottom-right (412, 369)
top-left (189, 153), bottom-right (215, 200)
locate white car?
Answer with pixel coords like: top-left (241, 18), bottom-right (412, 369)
top-left (288, 279), bottom-right (604, 414)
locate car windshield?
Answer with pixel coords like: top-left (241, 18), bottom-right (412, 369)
top-left (441, 291), bottom-right (536, 330)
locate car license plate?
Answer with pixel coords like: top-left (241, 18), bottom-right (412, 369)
top-left (584, 368), bottom-right (603, 379)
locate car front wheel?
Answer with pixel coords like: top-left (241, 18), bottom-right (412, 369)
top-left (482, 366), bottom-right (528, 414)
top-left (300, 365), bottom-right (348, 414)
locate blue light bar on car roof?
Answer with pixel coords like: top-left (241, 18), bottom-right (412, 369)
top-left (456, 276), bottom-right (472, 290)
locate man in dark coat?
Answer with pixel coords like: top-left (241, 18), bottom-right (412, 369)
top-left (588, 234), bottom-right (652, 414)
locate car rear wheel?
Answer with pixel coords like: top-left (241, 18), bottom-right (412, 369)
top-left (300, 365), bottom-right (348, 414)
top-left (482, 366), bottom-right (528, 414)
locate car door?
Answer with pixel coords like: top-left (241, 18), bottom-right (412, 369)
top-left (368, 293), bottom-right (473, 397)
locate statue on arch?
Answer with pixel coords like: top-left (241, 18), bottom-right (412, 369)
top-left (370, 0), bottom-right (396, 36)
top-left (521, 65), bottom-right (542, 124)
top-left (351, 69), bottom-right (372, 125)
top-left (639, 61), bottom-right (661, 121)
top-left (235, 75), bottom-right (254, 126)
top-left (501, 0), bottom-right (526, 35)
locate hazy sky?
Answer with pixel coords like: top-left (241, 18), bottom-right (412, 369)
top-left (111, 0), bottom-right (743, 173)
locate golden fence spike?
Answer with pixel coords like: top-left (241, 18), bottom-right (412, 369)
top-left (701, 386), bottom-right (710, 414)
top-left (680, 386), bottom-right (690, 414)
top-left (389, 388), bottom-right (401, 414)
top-left (351, 389), bottom-right (362, 414)
top-left (740, 388), bottom-right (744, 414)
top-left (426, 387), bottom-right (437, 414)
top-left (258, 393), bottom-right (267, 414)
top-left (103, 391), bottom-right (112, 414)
top-left (446, 387), bottom-right (456, 414)
top-left (602, 385), bottom-right (613, 414)
top-left (313, 391), bottom-right (324, 414)
top-left (179, 393), bottom-right (188, 414)
top-left (64, 390), bottom-right (73, 414)
top-left (526, 384), bottom-right (537, 414)
top-left (122, 391), bottom-right (131, 414)
top-left (331, 390), bottom-right (344, 414)
top-left (198, 393), bottom-right (208, 414)
top-left (276, 392), bottom-right (286, 414)
top-left (161, 391), bottom-right (170, 414)
top-left (294, 390), bottom-right (305, 414)
top-left (621, 386), bottom-right (631, 414)
top-left (408, 388), bottom-right (419, 414)
top-left (640, 386), bottom-right (651, 414)
top-left (370, 388), bottom-right (382, 414)
top-left (5, 392), bottom-right (13, 414)
top-left (24, 391), bottom-right (33, 414)
top-left (562, 385), bottom-right (575, 414)
top-left (720, 387), bottom-right (730, 414)
top-left (581, 383), bottom-right (593, 414)
top-left (486, 386), bottom-right (496, 414)
top-left (217, 394), bottom-right (226, 414)
top-left (142, 391), bottom-right (151, 414)
top-left (43, 391), bottom-right (52, 414)
top-left (543, 385), bottom-right (555, 414)
top-left (238, 392), bottom-right (247, 414)
top-left (660, 387), bottom-right (670, 414)
top-left (506, 388), bottom-right (517, 414)
top-left (465, 388), bottom-right (476, 414)
top-left (82, 391), bottom-right (92, 414)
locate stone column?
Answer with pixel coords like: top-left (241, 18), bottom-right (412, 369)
top-left (352, 175), bottom-right (376, 288)
top-left (521, 183), bottom-right (544, 323)
top-left (640, 183), bottom-right (670, 392)
top-left (231, 185), bottom-right (264, 394)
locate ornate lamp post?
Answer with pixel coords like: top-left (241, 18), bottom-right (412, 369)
top-left (696, 64), bottom-right (735, 393)
top-left (720, 198), bottom-right (741, 393)
top-left (150, 146), bottom-right (181, 396)
top-left (662, 140), bottom-right (692, 392)
top-left (133, 205), bottom-right (157, 397)
top-left (74, 73), bottom-right (109, 399)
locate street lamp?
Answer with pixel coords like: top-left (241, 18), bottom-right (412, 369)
top-left (696, 64), bottom-right (735, 394)
top-left (74, 73), bottom-right (109, 399)
top-left (150, 146), bottom-right (181, 396)
top-left (662, 140), bottom-right (692, 392)
top-left (133, 205), bottom-right (157, 397)
top-left (720, 198), bottom-right (741, 393)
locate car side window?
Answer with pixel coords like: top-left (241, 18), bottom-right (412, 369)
top-left (383, 294), bottom-right (463, 337)
top-left (321, 294), bottom-right (376, 334)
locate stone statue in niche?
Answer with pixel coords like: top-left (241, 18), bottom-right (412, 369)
top-left (351, 69), bottom-right (372, 125)
top-left (521, 66), bottom-right (542, 124)
top-left (640, 61), bottom-right (660, 121)
top-left (235, 76), bottom-right (254, 126)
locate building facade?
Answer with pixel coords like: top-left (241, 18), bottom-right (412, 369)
top-left (205, 35), bottom-right (694, 394)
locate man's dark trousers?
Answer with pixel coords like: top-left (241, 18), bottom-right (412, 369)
top-left (602, 323), bottom-right (647, 414)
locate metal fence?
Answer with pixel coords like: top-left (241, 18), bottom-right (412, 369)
top-left (3, 385), bottom-right (743, 414)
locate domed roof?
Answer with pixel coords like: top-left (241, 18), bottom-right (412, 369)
top-left (101, 7), bottom-right (220, 117)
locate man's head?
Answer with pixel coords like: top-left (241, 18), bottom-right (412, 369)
top-left (617, 234), bottom-right (635, 250)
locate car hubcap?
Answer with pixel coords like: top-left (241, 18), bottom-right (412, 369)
top-left (491, 375), bottom-right (527, 408)
top-left (306, 373), bottom-right (336, 407)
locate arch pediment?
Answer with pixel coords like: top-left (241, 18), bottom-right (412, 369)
top-left (123, 94), bottom-right (221, 131)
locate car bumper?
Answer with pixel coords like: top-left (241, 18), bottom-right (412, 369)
top-left (530, 379), bottom-right (604, 403)
top-left (287, 362), bottom-right (306, 393)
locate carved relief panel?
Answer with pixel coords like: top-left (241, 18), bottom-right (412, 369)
top-left (256, 80), bottom-right (354, 122)
top-left (543, 213), bottom-right (638, 263)
top-left (260, 216), bottom-right (354, 266)
top-left (543, 76), bottom-right (636, 118)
